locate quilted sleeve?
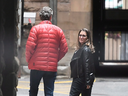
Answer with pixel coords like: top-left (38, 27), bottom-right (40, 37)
top-left (25, 27), bottom-right (37, 63)
top-left (58, 29), bottom-right (68, 61)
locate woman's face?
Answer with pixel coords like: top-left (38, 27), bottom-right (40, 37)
top-left (79, 31), bottom-right (88, 45)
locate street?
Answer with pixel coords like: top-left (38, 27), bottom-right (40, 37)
top-left (17, 75), bottom-right (128, 96)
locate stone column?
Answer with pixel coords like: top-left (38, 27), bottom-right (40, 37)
top-left (1, 0), bottom-right (19, 96)
top-left (13, 0), bottom-right (20, 95)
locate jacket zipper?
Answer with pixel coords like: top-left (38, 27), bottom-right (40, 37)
top-left (77, 60), bottom-right (79, 78)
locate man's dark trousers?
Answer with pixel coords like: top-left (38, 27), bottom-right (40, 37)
top-left (29, 70), bottom-right (57, 96)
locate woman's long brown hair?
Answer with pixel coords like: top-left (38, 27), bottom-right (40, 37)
top-left (77, 28), bottom-right (95, 53)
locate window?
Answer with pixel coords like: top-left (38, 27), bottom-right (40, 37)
top-left (105, 0), bottom-right (127, 9)
top-left (105, 31), bottom-right (128, 61)
top-left (105, 31), bottom-right (121, 60)
top-left (99, 31), bottom-right (128, 66)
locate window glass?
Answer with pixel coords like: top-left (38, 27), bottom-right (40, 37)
top-left (105, 0), bottom-right (124, 9)
top-left (105, 31), bottom-right (128, 61)
top-left (102, 31), bottom-right (128, 66)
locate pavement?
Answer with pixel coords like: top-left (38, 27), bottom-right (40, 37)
top-left (17, 75), bottom-right (128, 96)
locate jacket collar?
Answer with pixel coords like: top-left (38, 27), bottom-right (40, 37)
top-left (71, 45), bottom-right (86, 62)
top-left (39, 20), bottom-right (52, 24)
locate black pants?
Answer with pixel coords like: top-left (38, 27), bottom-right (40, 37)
top-left (69, 77), bottom-right (93, 96)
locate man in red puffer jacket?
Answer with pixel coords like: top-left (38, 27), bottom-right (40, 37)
top-left (25, 6), bottom-right (68, 96)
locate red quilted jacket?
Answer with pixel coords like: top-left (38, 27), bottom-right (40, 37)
top-left (25, 21), bottom-right (68, 72)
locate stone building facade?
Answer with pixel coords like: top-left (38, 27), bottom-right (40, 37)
top-left (21, 0), bottom-right (93, 77)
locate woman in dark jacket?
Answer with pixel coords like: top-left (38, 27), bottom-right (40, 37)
top-left (69, 28), bottom-right (95, 96)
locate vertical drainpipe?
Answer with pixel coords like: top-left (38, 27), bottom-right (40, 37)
top-left (50, 0), bottom-right (57, 25)
top-left (21, 0), bottom-right (24, 35)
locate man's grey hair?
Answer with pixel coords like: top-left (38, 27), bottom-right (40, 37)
top-left (39, 6), bottom-right (53, 20)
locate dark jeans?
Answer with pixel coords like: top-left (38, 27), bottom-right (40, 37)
top-left (29, 70), bottom-right (57, 96)
top-left (69, 77), bottom-right (93, 96)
